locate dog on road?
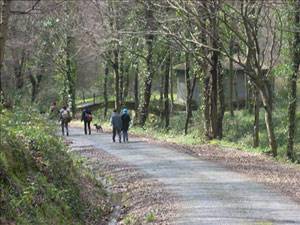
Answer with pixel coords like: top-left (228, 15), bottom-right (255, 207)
top-left (94, 124), bottom-right (103, 133)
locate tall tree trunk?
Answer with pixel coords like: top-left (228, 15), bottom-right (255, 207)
top-left (139, 0), bottom-right (155, 126)
top-left (29, 72), bottom-right (37, 103)
top-left (164, 47), bottom-right (170, 130)
top-left (66, 35), bottom-right (76, 116)
top-left (169, 51), bottom-right (174, 113)
top-left (29, 71), bottom-right (42, 103)
top-left (65, 1), bottom-right (76, 116)
top-left (209, 1), bottom-right (220, 139)
top-left (248, 82), bottom-right (254, 114)
top-left (103, 61), bottom-right (109, 118)
top-left (159, 68), bottom-right (164, 121)
top-left (0, 0), bottom-right (11, 97)
top-left (113, 48), bottom-right (120, 111)
top-left (201, 34), bottom-right (211, 137)
top-left (184, 52), bottom-right (197, 135)
top-left (119, 49), bottom-right (124, 107)
top-left (184, 52), bottom-right (191, 135)
top-left (203, 68), bottom-right (211, 139)
top-left (217, 63), bottom-right (225, 139)
top-left (199, 3), bottom-right (211, 139)
top-left (210, 48), bottom-right (219, 138)
top-left (108, 0), bottom-right (120, 111)
top-left (134, 63), bottom-right (139, 112)
top-left (253, 86), bottom-right (260, 148)
top-left (123, 65), bottom-right (129, 102)
top-left (287, 0), bottom-right (300, 161)
top-left (139, 42), bottom-right (154, 125)
top-left (234, 72), bottom-right (240, 109)
top-left (260, 85), bottom-right (277, 157)
top-left (12, 49), bottom-right (26, 90)
top-left (229, 39), bottom-right (234, 117)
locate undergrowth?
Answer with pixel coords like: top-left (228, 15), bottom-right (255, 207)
top-left (131, 104), bottom-right (299, 161)
top-left (0, 105), bottom-right (109, 224)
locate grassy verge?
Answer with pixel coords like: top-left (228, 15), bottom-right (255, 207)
top-left (0, 106), bottom-right (110, 224)
top-left (128, 108), bottom-right (299, 160)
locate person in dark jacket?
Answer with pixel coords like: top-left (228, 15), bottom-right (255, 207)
top-left (81, 107), bottom-right (92, 135)
top-left (110, 109), bottom-right (122, 143)
top-left (121, 108), bottom-right (131, 142)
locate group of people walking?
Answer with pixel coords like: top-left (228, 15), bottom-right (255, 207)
top-left (81, 107), bottom-right (131, 143)
top-left (50, 101), bottom-right (131, 142)
top-left (111, 108), bottom-right (131, 143)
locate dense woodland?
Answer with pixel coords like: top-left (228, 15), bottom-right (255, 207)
top-left (0, 0), bottom-right (299, 161)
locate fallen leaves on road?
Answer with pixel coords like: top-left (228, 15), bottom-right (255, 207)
top-left (140, 137), bottom-right (300, 204)
top-left (71, 147), bottom-right (177, 225)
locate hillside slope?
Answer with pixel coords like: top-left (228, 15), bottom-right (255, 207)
top-left (0, 106), bottom-right (110, 224)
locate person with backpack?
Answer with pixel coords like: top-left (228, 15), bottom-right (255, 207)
top-left (59, 106), bottom-right (71, 136)
top-left (81, 107), bottom-right (92, 135)
top-left (121, 108), bottom-right (131, 142)
top-left (110, 109), bottom-right (122, 143)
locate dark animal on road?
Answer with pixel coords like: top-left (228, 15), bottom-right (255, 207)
top-left (94, 124), bottom-right (103, 133)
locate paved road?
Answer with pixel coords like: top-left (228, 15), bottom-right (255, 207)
top-left (67, 128), bottom-right (300, 225)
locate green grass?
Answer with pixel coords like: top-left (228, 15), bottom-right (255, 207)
top-left (76, 96), bottom-right (116, 105)
top-left (76, 92), bottom-right (178, 106)
top-left (150, 91), bottom-right (178, 101)
top-left (123, 214), bottom-right (138, 225)
top-left (145, 211), bottom-right (156, 223)
top-left (0, 105), bottom-right (109, 224)
top-left (76, 96), bottom-right (131, 106)
top-left (129, 111), bottom-right (205, 146)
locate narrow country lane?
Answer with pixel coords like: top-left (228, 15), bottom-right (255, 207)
top-left (67, 128), bottom-right (300, 225)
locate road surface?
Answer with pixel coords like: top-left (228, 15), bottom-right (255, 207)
top-left (67, 128), bottom-right (300, 225)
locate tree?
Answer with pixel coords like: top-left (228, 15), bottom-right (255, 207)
top-left (219, 1), bottom-right (282, 156)
top-left (208, 0), bottom-right (223, 139)
top-left (103, 60), bottom-right (109, 118)
top-left (287, 0), bottom-right (300, 161)
top-left (0, 0), bottom-right (11, 97)
top-left (253, 86), bottom-right (260, 147)
top-left (164, 43), bottom-right (171, 129)
top-left (65, 0), bottom-right (77, 115)
top-left (139, 0), bottom-right (156, 126)
top-left (28, 66), bottom-right (43, 103)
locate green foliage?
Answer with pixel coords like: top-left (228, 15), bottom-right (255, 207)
top-left (0, 106), bottom-right (108, 224)
top-left (129, 90), bottom-right (300, 160)
top-left (123, 214), bottom-right (138, 225)
top-left (145, 211), bottom-right (156, 223)
top-left (131, 110), bottom-right (205, 146)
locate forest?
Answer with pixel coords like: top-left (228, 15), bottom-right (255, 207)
top-left (1, 0), bottom-right (299, 159)
top-left (0, 0), bottom-right (300, 224)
